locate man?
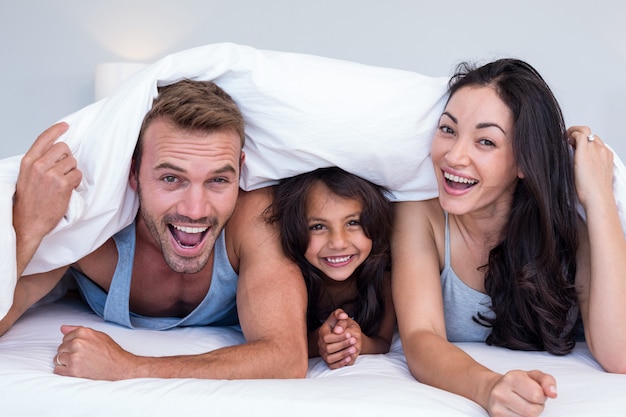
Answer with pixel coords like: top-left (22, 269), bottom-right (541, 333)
top-left (2, 80), bottom-right (308, 380)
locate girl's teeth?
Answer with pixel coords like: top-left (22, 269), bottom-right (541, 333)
top-left (326, 256), bottom-right (351, 264)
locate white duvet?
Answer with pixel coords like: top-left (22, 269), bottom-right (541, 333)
top-left (0, 42), bottom-right (450, 318)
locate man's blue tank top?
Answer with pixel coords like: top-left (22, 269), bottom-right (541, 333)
top-left (71, 222), bottom-right (239, 330)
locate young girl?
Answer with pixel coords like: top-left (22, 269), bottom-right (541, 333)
top-left (267, 167), bottom-right (396, 369)
top-left (392, 58), bottom-right (626, 417)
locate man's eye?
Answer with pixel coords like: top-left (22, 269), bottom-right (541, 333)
top-left (162, 175), bottom-right (177, 183)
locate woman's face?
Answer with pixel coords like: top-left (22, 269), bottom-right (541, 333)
top-left (431, 85), bottom-right (522, 217)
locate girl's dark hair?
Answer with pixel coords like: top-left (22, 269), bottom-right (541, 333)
top-left (265, 167), bottom-right (393, 335)
top-left (448, 59), bottom-right (579, 355)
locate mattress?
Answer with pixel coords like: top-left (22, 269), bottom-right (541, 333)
top-left (1, 295), bottom-right (624, 417)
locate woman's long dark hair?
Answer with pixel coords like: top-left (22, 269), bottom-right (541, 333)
top-left (265, 167), bottom-right (393, 336)
top-left (449, 59), bottom-right (579, 355)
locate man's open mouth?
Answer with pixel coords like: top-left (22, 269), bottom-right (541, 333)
top-left (168, 224), bottom-right (209, 248)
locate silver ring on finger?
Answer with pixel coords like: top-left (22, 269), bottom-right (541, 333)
top-left (587, 134), bottom-right (595, 142)
top-left (55, 351), bottom-right (67, 367)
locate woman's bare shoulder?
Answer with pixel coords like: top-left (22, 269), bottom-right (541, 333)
top-left (393, 198), bottom-right (444, 228)
top-left (392, 198), bottom-right (445, 264)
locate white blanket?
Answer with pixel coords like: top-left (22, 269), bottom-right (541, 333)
top-left (1, 42), bottom-right (625, 321)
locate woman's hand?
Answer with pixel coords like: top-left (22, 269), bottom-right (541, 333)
top-left (486, 370), bottom-right (557, 417)
top-left (567, 126), bottom-right (614, 209)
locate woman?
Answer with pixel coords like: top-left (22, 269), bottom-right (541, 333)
top-left (392, 58), bottom-right (626, 417)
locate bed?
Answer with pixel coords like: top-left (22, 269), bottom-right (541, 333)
top-left (1, 293), bottom-right (625, 416)
top-left (2, 43), bottom-right (626, 416)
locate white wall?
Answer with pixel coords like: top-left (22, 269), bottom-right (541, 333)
top-left (1, 0), bottom-right (625, 160)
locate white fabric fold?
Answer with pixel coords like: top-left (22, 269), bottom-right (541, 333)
top-left (0, 42), bottom-right (450, 317)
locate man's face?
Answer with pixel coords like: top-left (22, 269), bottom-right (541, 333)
top-left (130, 118), bottom-right (243, 274)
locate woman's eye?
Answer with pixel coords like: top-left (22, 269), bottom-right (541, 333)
top-left (439, 125), bottom-right (454, 135)
top-left (478, 138), bottom-right (495, 147)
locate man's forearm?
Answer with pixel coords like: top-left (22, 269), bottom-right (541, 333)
top-left (15, 232), bottom-right (41, 280)
top-left (132, 340), bottom-right (307, 380)
top-left (54, 329), bottom-right (308, 381)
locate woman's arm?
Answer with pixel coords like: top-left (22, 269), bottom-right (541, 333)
top-left (392, 200), bottom-right (555, 416)
top-left (568, 126), bottom-right (626, 373)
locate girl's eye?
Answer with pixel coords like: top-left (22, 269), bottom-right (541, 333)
top-left (478, 138), bottom-right (496, 147)
top-left (347, 220), bottom-right (361, 227)
top-left (309, 224), bottom-right (325, 231)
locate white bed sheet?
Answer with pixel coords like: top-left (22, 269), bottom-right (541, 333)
top-left (1, 296), bottom-right (624, 417)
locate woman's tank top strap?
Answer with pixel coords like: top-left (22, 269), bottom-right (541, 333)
top-left (444, 212), bottom-right (451, 268)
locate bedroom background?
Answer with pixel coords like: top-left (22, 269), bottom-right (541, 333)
top-left (1, 0), bottom-right (624, 161)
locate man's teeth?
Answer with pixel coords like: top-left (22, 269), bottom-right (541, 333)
top-left (326, 255), bottom-right (351, 264)
top-left (172, 224), bottom-right (208, 234)
top-left (444, 172), bottom-right (478, 185)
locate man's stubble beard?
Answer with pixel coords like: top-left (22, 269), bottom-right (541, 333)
top-left (136, 184), bottom-right (220, 274)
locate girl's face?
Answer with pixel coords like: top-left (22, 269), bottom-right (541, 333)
top-left (304, 182), bottom-right (373, 283)
top-left (431, 85), bottom-right (522, 217)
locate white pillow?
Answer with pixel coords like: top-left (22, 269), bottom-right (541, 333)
top-left (0, 42), bottom-right (450, 317)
